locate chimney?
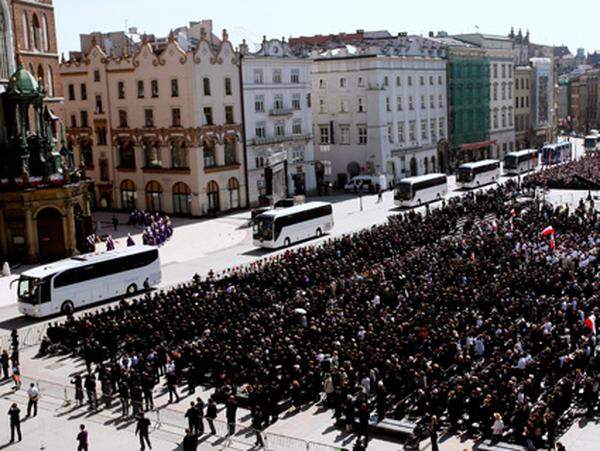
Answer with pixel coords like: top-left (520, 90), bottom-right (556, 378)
top-left (428, 31), bottom-right (434, 38)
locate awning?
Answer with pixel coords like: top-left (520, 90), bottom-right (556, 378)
top-left (460, 140), bottom-right (497, 151)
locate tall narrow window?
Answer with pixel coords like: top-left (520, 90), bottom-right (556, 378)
top-left (80, 83), bottom-right (87, 100)
top-left (171, 108), bottom-right (181, 127)
top-left (42, 14), bottom-right (50, 52)
top-left (224, 77), bottom-right (232, 95)
top-left (203, 77), bottom-right (211, 96)
top-left (225, 106), bottom-right (234, 124)
top-left (46, 67), bottom-right (54, 96)
top-left (203, 107), bottom-right (213, 126)
top-left (68, 84), bottom-right (75, 101)
top-left (117, 81), bottom-right (125, 99)
top-left (31, 13), bottom-right (41, 50)
top-left (22, 13), bottom-right (30, 50)
top-left (171, 79), bottom-right (179, 97)
top-left (95, 95), bottom-right (103, 114)
top-left (151, 79), bottom-right (159, 98)
top-left (144, 108), bottom-right (154, 127)
top-left (118, 110), bottom-right (128, 128)
top-left (137, 80), bottom-right (145, 98)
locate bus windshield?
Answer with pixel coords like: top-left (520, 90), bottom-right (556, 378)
top-left (504, 156), bottom-right (518, 169)
top-left (18, 276), bottom-right (40, 304)
top-left (396, 183), bottom-right (413, 200)
top-left (253, 217), bottom-right (273, 241)
top-left (457, 168), bottom-right (473, 183)
top-left (585, 138), bottom-right (597, 149)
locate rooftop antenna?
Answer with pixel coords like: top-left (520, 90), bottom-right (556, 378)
top-left (475, 25), bottom-right (480, 33)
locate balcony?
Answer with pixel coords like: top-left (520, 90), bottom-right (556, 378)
top-left (269, 107), bottom-right (294, 117)
top-left (251, 133), bottom-right (312, 147)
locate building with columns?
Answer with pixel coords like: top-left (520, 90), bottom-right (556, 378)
top-left (60, 20), bottom-right (247, 216)
top-left (240, 37), bottom-right (316, 205)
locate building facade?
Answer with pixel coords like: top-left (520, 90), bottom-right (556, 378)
top-left (60, 21), bottom-right (247, 216)
top-left (240, 37), bottom-right (316, 206)
top-left (530, 58), bottom-right (555, 147)
top-left (514, 66), bottom-right (532, 148)
top-left (309, 41), bottom-right (448, 186)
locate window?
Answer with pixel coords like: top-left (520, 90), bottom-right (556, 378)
top-left (438, 94), bottom-right (443, 109)
top-left (319, 125), bottom-right (330, 144)
top-left (386, 97), bottom-right (391, 112)
top-left (118, 110), bottom-right (128, 128)
top-left (99, 159), bottom-right (109, 181)
top-left (340, 125), bottom-right (350, 145)
top-left (203, 77), bottom-right (211, 96)
top-left (117, 81), bottom-right (125, 99)
top-left (172, 182), bottom-right (191, 215)
top-left (319, 79), bottom-right (326, 89)
top-left (340, 99), bottom-right (349, 113)
top-left (319, 98), bottom-right (327, 114)
top-left (384, 76), bottom-right (389, 86)
top-left (225, 106), bottom-right (234, 124)
top-left (118, 139), bottom-right (136, 169)
top-left (274, 94), bottom-right (284, 110)
top-left (171, 79), bottom-right (179, 97)
top-left (292, 94), bottom-right (301, 110)
top-left (306, 93), bottom-right (311, 108)
top-left (501, 109), bottom-right (507, 128)
top-left (255, 95), bottom-right (265, 112)
top-left (430, 95), bottom-right (435, 109)
top-left (254, 69), bottom-right (263, 84)
top-left (274, 121), bottom-right (285, 137)
top-left (70, 114), bottom-right (77, 128)
top-left (501, 83), bottom-right (506, 100)
top-left (396, 97), bottom-right (403, 111)
top-left (96, 128), bottom-right (107, 146)
top-left (151, 79), bottom-right (159, 98)
top-left (493, 83), bottom-right (498, 101)
top-left (80, 141), bottom-right (93, 168)
top-left (439, 118), bottom-right (445, 138)
top-left (203, 140), bottom-right (216, 168)
top-left (224, 139), bottom-right (237, 165)
top-left (508, 82), bottom-right (512, 99)
top-left (340, 77), bottom-right (347, 88)
top-left (291, 69), bottom-right (300, 84)
top-left (358, 77), bottom-right (364, 88)
top-left (419, 75), bottom-right (424, 86)
top-left (95, 95), bottom-right (103, 114)
top-left (501, 64), bottom-right (506, 78)
top-left (397, 122), bottom-right (405, 143)
top-left (358, 97), bottom-right (366, 113)
top-left (80, 111), bottom-right (89, 128)
top-left (493, 109), bottom-right (498, 128)
top-left (93, 70), bottom-right (100, 82)
top-left (526, 78), bottom-right (529, 90)
top-left (145, 181), bottom-right (163, 211)
top-left (227, 178), bottom-right (240, 210)
top-left (203, 107), bottom-right (213, 126)
top-left (408, 96), bottom-right (414, 110)
top-left (80, 84), bottom-right (87, 100)
top-left (172, 108), bottom-right (182, 127)
top-left (144, 108), bottom-right (154, 127)
top-left (224, 77), bottom-right (232, 95)
top-left (120, 179), bottom-right (136, 210)
top-left (493, 64), bottom-right (498, 78)
top-left (137, 80), bottom-right (145, 98)
top-left (508, 107), bottom-right (513, 127)
top-left (409, 120), bottom-right (416, 141)
top-left (429, 75), bottom-right (434, 86)
top-left (170, 140), bottom-right (188, 169)
top-left (430, 119), bottom-right (437, 140)
top-left (273, 69), bottom-right (282, 84)
top-left (30, 13), bottom-right (40, 50)
top-left (407, 76), bottom-right (412, 86)
top-left (387, 124), bottom-right (393, 144)
top-left (292, 119), bottom-right (302, 135)
top-left (68, 84), bottom-right (75, 101)
top-left (22, 13), bottom-right (29, 50)
top-left (358, 125), bottom-right (367, 145)
top-left (396, 76), bottom-right (401, 87)
top-left (439, 75), bottom-right (443, 85)
top-left (255, 122), bottom-right (266, 138)
top-left (508, 65), bottom-right (512, 78)
top-left (420, 119), bottom-right (428, 141)
top-left (143, 140), bottom-right (161, 167)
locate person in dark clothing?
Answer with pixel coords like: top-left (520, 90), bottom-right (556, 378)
top-left (206, 398), bottom-right (217, 434)
top-left (182, 429), bottom-right (198, 451)
top-left (71, 374), bottom-right (85, 407)
top-left (429, 415), bottom-right (439, 451)
top-left (84, 373), bottom-right (97, 409)
top-left (76, 424), bottom-right (88, 451)
top-left (251, 407), bottom-right (265, 448)
top-left (185, 402), bottom-right (199, 434)
top-left (357, 402), bottom-right (370, 444)
top-left (166, 371), bottom-right (179, 403)
top-left (1, 350), bottom-right (9, 379)
top-left (112, 216), bottom-right (119, 231)
top-left (226, 395), bottom-right (238, 436)
top-left (119, 381), bottom-right (130, 417)
top-left (8, 403), bottom-right (21, 443)
top-left (195, 397), bottom-right (205, 434)
top-left (135, 413), bottom-right (152, 450)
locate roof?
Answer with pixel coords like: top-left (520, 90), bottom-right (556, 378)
top-left (22, 245), bottom-right (156, 278)
top-left (459, 159), bottom-right (500, 168)
top-left (255, 202), bottom-right (331, 219)
top-left (554, 46), bottom-right (572, 58)
top-left (8, 64), bottom-right (40, 95)
top-left (398, 173), bottom-right (447, 184)
top-left (507, 148), bottom-right (539, 156)
top-left (542, 141), bottom-right (570, 149)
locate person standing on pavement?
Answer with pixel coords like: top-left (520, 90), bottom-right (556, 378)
top-left (182, 428), bottom-right (198, 451)
top-left (135, 413), bottom-right (152, 450)
top-left (112, 215), bottom-right (119, 231)
top-left (185, 402), bottom-right (199, 435)
top-left (166, 368), bottom-right (179, 403)
top-left (206, 397), bottom-right (217, 435)
top-left (84, 373), bottom-right (97, 409)
top-left (26, 382), bottom-right (39, 417)
top-left (225, 395), bottom-right (238, 436)
top-left (8, 403), bottom-right (21, 443)
top-left (71, 374), bottom-right (84, 407)
top-left (251, 406), bottom-right (265, 448)
top-left (1, 350), bottom-right (9, 379)
top-left (195, 397), bottom-right (205, 435)
top-left (11, 363), bottom-right (21, 390)
top-left (429, 415), bottom-right (439, 451)
top-left (76, 424), bottom-right (88, 451)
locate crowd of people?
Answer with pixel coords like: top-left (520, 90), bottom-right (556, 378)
top-left (524, 153), bottom-right (600, 190)
top-left (41, 181), bottom-right (598, 449)
top-left (128, 210), bottom-right (174, 247)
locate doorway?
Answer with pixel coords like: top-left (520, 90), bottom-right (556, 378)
top-left (36, 208), bottom-right (65, 262)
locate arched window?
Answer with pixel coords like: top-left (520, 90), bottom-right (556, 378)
top-left (171, 140), bottom-right (188, 169)
top-left (41, 13), bottom-right (49, 51)
top-left (423, 157), bottom-right (429, 175)
top-left (22, 12), bottom-right (29, 50)
top-left (227, 177), bottom-right (240, 210)
top-left (224, 138), bottom-right (237, 165)
top-left (31, 13), bottom-right (41, 51)
top-left (430, 155), bottom-right (436, 172)
top-left (46, 66), bottom-right (54, 96)
top-left (143, 139), bottom-right (161, 168)
top-left (410, 157), bottom-right (418, 177)
top-left (145, 181), bottom-right (163, 212)
top-left (36, 64), bottom-right (44, 89)
top-left (118, 138), bottom-right (136, 168)
top-left (206, 180), bottom-right (219, 212)
top-left (203, 139), bottom-right (216, 168)
top-left (172, 182), bottom-right (191, 215)
top-left (120, 179), bottom-right (136, 210)
top-left (0, 10), bottom-right (9, 79)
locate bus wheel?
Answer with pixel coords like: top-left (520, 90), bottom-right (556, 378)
top-left (284, 238), bottom-right (291, 247)
top-left (61, 301), bottom-right (74, 315)
top-left (316, 228), bottom-right (323, 238)
top-left (126, 284), bottom-right (138, 296)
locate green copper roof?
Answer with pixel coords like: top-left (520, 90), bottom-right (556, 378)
top-left (8, 64), bottom-right (39, 95)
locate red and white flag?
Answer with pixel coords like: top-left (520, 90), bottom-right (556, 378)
top-left (549, 236), bottom-right (556, 250)
top-left (585, 315), bottom-right (596, 335)
top-left (541, 226), bottom-right (556, 237)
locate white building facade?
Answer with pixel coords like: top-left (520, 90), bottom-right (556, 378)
top-left (240, 38), bottom-right (316, 206)
top-left (311, 44), bottom-right (448, 187)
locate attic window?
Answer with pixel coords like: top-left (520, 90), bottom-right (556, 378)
top-left (93, 70), bottom-right (100, 82)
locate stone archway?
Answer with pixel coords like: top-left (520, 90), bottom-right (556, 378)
top-left (36, 207), bottom-right (65, 262)
top-left (409, 157), bottom-right (418, 177)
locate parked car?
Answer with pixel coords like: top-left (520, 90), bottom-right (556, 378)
top-left (344, 175), bottom-right (387, 194)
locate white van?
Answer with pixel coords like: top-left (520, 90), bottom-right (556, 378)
top-left (344, 175), bottom-right (387, 194)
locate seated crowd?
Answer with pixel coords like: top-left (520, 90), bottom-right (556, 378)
top-left (42, 182), bottom-right (598, 449)
top-left (524, 153), bottom-right (600, 190)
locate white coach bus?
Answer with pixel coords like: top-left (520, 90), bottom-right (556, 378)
top-left (16, 245), bottom-right (161, 317)
top-left (253, 202), bottom-right (334, 248)
top-left (394, 173), bottom-right (448, 208)
top-left (456, 159), bottom-right (501, 189)
top-left (584, 133), bottom-right (600, 153)
top-left (503, 149), bottom-right (539, 175)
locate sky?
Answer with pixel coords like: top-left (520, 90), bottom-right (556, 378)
top-left (55, 0), bottom-right (596, 55)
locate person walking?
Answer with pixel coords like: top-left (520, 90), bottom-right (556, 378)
top-left (1, 350), bottom-right (9, 379)
top-left (185, 402), bottom-right (199, 435)
top-left (112, 215), bottom-right (119, 231)
top-left (119, 381), bottom-right (130, 417)
top-left (71, 374), bottom-right (84, 407)
top-left (166, 370), bottom-right (180, 403)
top-left (76, 424), bottom-right (89, 451)
top-left (84, 373), bottom-right (97, 409)
top-left (206, 397), bottom-right (217, 435)
top-left (226, 395), bottom-right (238, 436)
top-left (376, 186), bottom-right (383, 203)
top-left (11, 363), bottom-right (21, 390)
top-left (251, 406), bottom-right (265, 448)
top-left (8, 403), bottom-right (21, 443)
top-left (429, 415), bottom-right (439, 451)
top-left (135, 413), bottom-right (152, 450)
top-left (195, 397), bottom-right (205, 435)
top-left (182, 428), bottom-right (198, 451)
top-left (26, 382), bottom-right (39, 417)
top-left (491, 412), bottom-right (504, 444)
